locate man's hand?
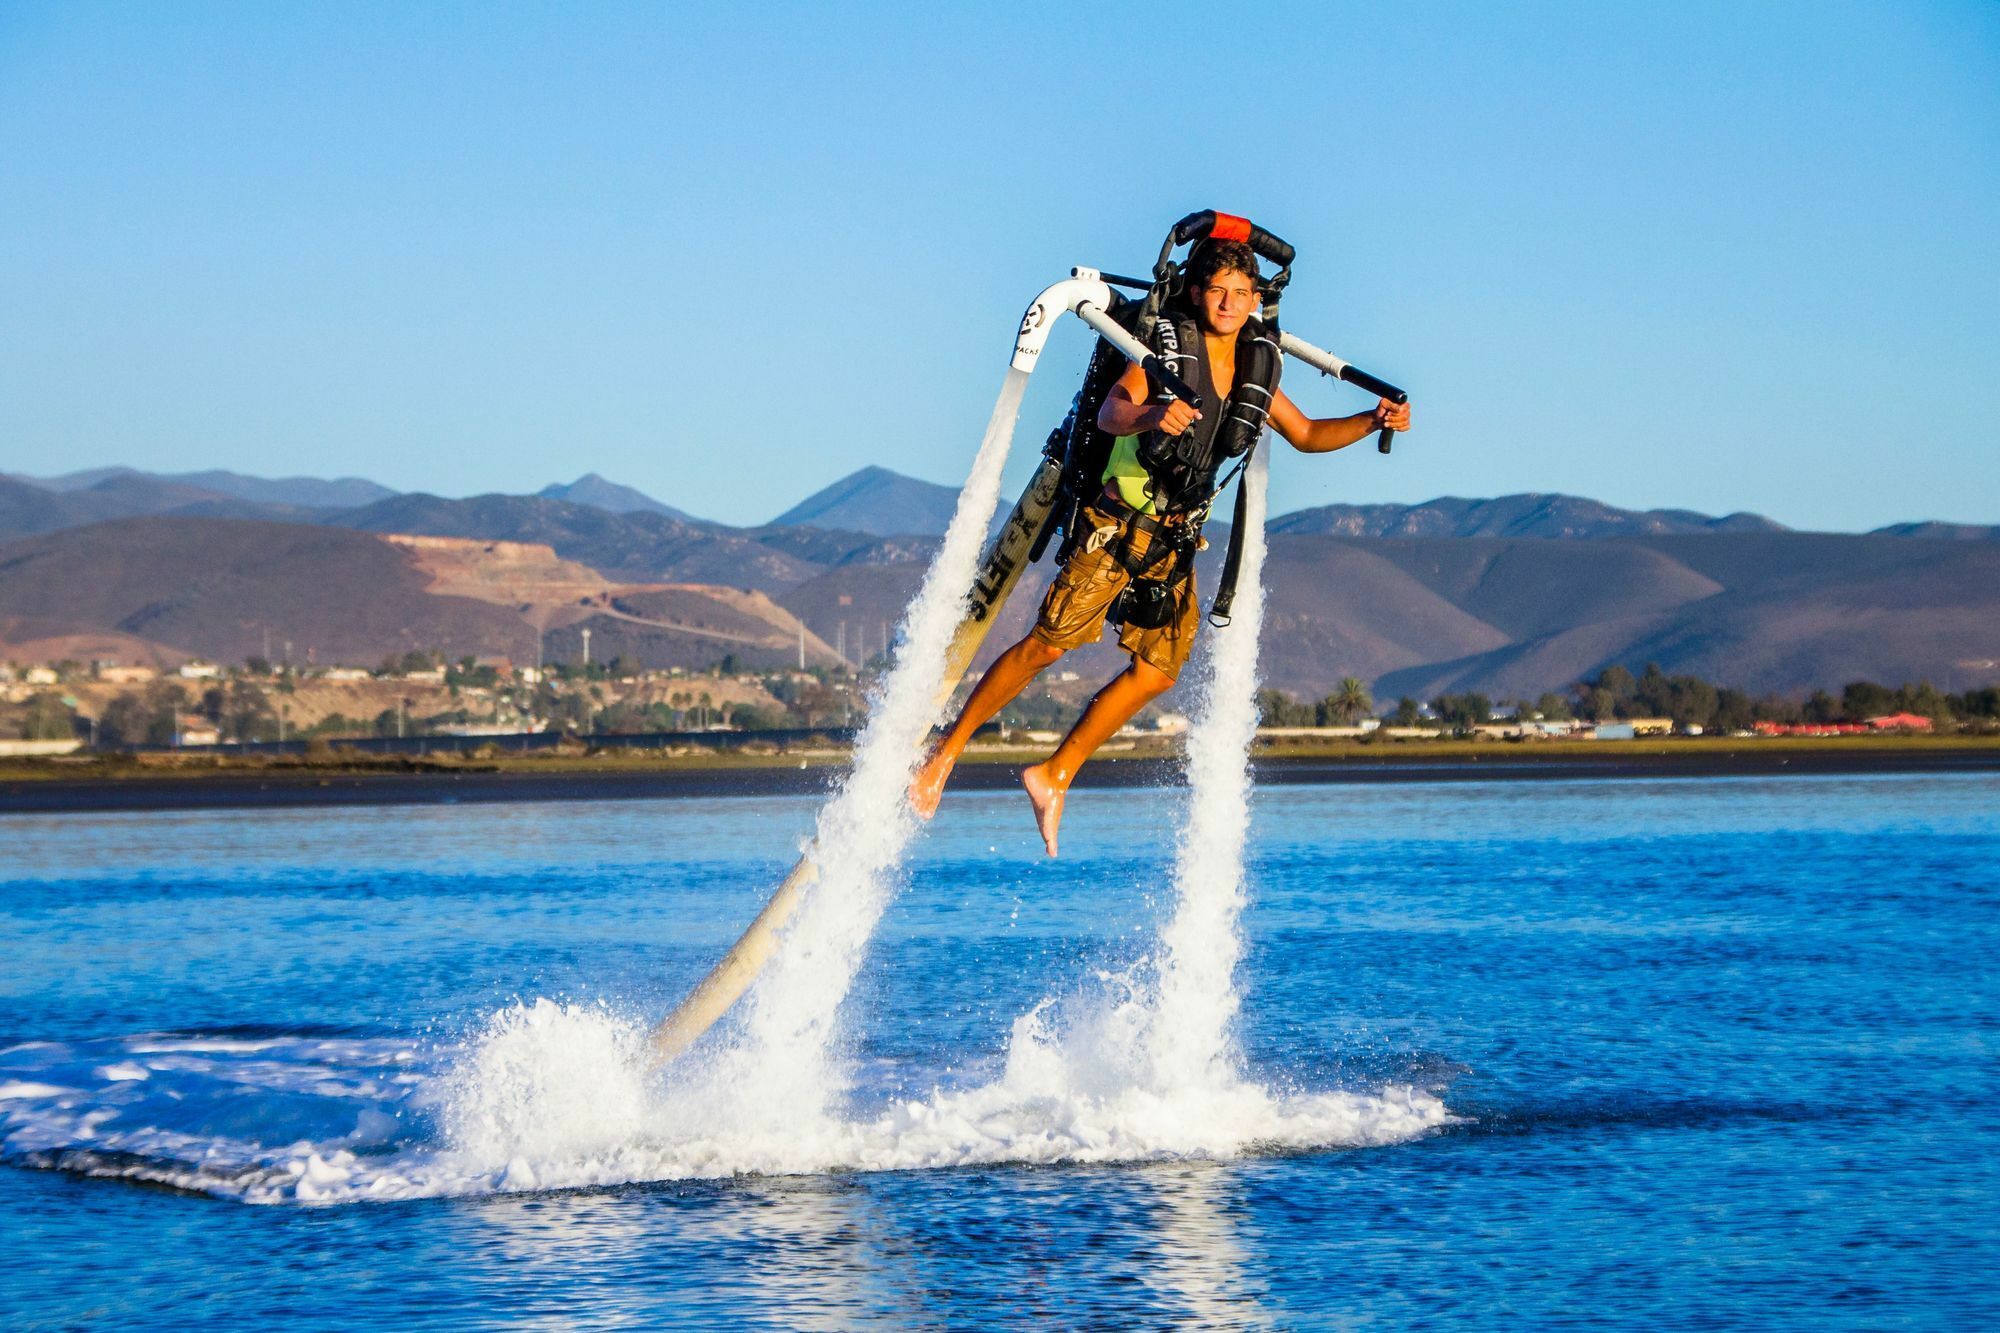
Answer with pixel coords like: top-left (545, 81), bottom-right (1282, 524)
top-left (1374, 398), bottom-right (1412, 434)
top-left (1149, 399), bottom-right (1202, 437)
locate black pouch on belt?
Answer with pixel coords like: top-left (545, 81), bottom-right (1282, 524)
top-left (1108, 576), bottom-right (1178, 630)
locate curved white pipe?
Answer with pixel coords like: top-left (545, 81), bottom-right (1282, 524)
top-left (1009, 271), bottom-right (1115, 372)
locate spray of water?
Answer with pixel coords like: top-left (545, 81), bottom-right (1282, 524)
top-left (723, 367), bottom-right (1033, 1118)
top-left (1147, 444), bottom-right (1271, 1090)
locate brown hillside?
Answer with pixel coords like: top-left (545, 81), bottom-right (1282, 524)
top-left (0, 517), bottom-right (537, 666)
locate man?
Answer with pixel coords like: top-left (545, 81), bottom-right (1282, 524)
top-left (910, 238), bottom-right (1411, 855)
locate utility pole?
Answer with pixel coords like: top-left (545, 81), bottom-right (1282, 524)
top-left (581, 627), bottom-right (591, 669)
top-left (798, 621), bottom-right (805, 671)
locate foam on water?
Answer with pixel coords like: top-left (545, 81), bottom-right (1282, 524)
top-left (0, 417), bottom-right (1448, 1206)
top-left (0, 1002), bottom-right (1443, 1203)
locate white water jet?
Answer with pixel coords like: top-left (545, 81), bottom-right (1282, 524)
top-left (725, 367), bottom-right (1032, 1117)
top-left (1148, 444), bottom-right (1270, 1092)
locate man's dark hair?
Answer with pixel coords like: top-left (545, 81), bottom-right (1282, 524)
top-left (1185, 238), bottom-right (1260, 291)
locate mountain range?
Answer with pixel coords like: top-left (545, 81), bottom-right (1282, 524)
top-left (1, 464), bottom-right (1993, 701)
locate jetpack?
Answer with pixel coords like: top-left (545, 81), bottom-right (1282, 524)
top-left (648, 210), bottom-right (1407, 1063)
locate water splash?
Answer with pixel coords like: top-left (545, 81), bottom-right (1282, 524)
top-left (1148, 444), bottom-right (1271, 1090)
top-left (725, 367), bottom-right (1032, 1120)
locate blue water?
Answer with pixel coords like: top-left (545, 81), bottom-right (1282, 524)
top-left (3, 772), bottom-right (1996, 1327)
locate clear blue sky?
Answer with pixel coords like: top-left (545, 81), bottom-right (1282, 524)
top-left (2, 2), bottom-right (1995, 530)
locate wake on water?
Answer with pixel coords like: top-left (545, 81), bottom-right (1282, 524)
top-left (0, 406), bottom-right (1448, 1204)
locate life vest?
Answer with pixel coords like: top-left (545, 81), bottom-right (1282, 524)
top-left (1128, 307), bottom-right (1282, 518)
top-left (1032, 211), bottom-right (1298, 625)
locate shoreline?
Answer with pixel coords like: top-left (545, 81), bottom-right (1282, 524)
top-left (3, 738), bottom-right (1995, 814)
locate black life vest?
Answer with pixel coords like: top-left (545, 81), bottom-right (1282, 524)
top-left (1133, 308), bottom-right (1281, 517)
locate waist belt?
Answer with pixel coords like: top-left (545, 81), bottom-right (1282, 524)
top-left (1095, 487), bottom-right (1197, 581)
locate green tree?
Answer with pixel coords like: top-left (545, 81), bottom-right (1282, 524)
top-left (730, 703), bottom-right (788, 731)
top-left (1894, 681), bottom-right (1952, 722)
top-left (1841, 680), bottom-right (1896, 721)
top-left (1712, 688), bottom-right (1757, 733)
top-left (98, 693), bottom-right (155, 747)
top-left (1952, 686), bottom-right (1999, 720)
top-left (1390, 697), bottom-right (1423, 727)
top-left (1596, 665), bottom-right (1635, 704)
top-left (1532, 692), bottom-right (1573, 722)
top-left (595, 701), bottom-right (650, 734)
top-left (1430, 693), bottom-right (1493, 733)
top-left (1254, 688), bottom-right (1313, 727)
top-left (20, 692), bottom-right (74, 741)
top-left (1319, 677), bottom-right (1373, 725)
top-left (213, 680), bottom-right (278, 742)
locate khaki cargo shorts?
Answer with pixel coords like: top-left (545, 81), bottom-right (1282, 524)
top-left (1029, 501), bottom-right (1200, 680)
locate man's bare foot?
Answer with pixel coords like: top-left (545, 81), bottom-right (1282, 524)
top-left (1021, 762), bottom-right (1067, 857)
top-left (909, 746), bottom-right (956, 820)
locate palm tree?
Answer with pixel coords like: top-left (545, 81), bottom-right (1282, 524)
top-left (1330, 676), bottom-right (1373, 725)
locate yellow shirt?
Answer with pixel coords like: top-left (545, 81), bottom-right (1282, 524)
top-left (1101, 436), bottom-right (1155, 514)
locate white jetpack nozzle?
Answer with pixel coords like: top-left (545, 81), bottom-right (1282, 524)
top-left (1009, 267), bottom-right (1204, 406)
top-left (1009, 271), bottom-right (1117, 374)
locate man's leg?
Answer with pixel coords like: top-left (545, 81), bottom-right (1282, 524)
top-left (909, 633), bottom-right (1065, 817)
top-left (1021, 656), bottom-right (1175, 857)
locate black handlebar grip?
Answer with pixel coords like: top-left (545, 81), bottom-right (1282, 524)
top-left (1332, 366), bottom-right (1407, 455)
top-left (1245, 224), bottom-right (1295, 268)
top-left (1141, 355), bottom-right (1204, 411)
top-left (1337, 366), bottom-right (1407, 404)
top-left (1171, 210), bottom-right (1216, 246)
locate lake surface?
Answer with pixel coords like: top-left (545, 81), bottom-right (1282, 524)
top-left (3, 771), bottom-right (1996, 1328)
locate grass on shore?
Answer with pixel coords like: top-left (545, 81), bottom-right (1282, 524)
top-left (2, 731), bottom-right (1996, 785)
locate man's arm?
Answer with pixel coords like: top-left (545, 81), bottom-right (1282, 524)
top-left (1269, 386), bottom-right (1411, 453)
top-left (1097, 361), bottom-right (1200, 438)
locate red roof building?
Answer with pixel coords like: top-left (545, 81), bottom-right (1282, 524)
top-left (1865, 713), bottom-right (1935, 732)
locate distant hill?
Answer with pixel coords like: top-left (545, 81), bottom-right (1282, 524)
top-left (767, 465), bottom-right (964, 537)
top-left (22, 467), bottom-right (395, 510)
top-left (8, 462), bottom-right (1996, 701)
top-left (1269, 493), bottom-right (1787, 540)
top-left (0, 516), bottom-right (535, 667)
top-left (328, 493), bottom-right (822, 592)
top-left (770, 526), bottom-right (1999, 701)
top-left (0, 518), bottom-right (844, 673)
top-left (1868, 521), bottom-right (1999, 541)
top-left (1353, 534), bottom-right (2000, 703)
top-left (0, 473), bottom-right (303, 540)
top-left (745, 524), bottom-right (940, 568)
top-left (536, 473), bottom-right (697, 522)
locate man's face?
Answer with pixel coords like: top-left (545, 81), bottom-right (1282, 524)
top-left (1193, 269), bottom-right (1260, 337)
